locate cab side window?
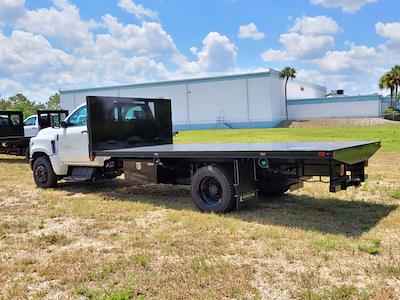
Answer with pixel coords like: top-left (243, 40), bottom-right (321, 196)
top-left (68, 106), bottom-right (87, 126)
top-left (24, 116), bottom-right (37, 126)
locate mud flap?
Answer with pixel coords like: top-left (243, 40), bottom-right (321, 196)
top-left (233, 159), bottom-right (258, 210)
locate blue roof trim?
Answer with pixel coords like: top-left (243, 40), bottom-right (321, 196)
top-left (60, 71), bottom-right (272, 94)
top-left (288, 95), bottom-right (381, 106)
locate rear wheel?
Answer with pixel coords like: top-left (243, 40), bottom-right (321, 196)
top-left (33, 156), bottom-right (58, 188)
top-left (191, 165), bottom-right (235, 213)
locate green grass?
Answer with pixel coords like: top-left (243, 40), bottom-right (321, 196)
top-left (175, 124), bottom-right (400, 152)
top-left (392, 188), bottom-right (400, 199)
top-left (358, 239), bottom-right (382, 255)
top-left (310, 237), bottom-right (348, 251)
top-left (302, 285), bottom-right (369, 300)
top-left (1, 124), bottom-right (399, 299)
top-left (135, 254), bottom-right (150, 268)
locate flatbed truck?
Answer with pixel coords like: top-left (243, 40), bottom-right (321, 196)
top-left (29, 96), bottom-right (380, 213)
top-left (0, 110), bottom-right (68, 157)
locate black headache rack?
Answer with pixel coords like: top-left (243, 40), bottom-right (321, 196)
top-left (87, 96), bottom-right (173, 158)
top-left (0, 111), bottom-right (24, 140)
top-left (0, 111), bottom-right (29, 155)
top-left (87, 96), bottom-right (381, 209)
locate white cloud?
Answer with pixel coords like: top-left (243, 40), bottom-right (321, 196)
top-left (0, 30), bottom-right (83, 100)
top-left (15, 0), bottom-right (97, 51)
top-left (310, 0), bottom-right (379, 13)
top-left (0, 30), bottom-right (76, 79)
top-left (238, 23), bottom-right (265, 40)
top-left (0, 0), bottom-right (395, 101)
top-left (0, 0), bottom-right (26, 23)
top-left (261, 15), bottom-right (398, 95)
top-left (98, 15), bottom-right (177, 56)
top-left (0, 28), bottom-right (173, 99)
top-left (294, 39), bottom-right (398, 95)
top-left (376, 22), bottom-right (400, 44)
top-left (290, 15), bottom-right (341, 35)
top-left (261, 16), bottom-right (339, 61)
top-left (182, 32), bottom-right (237, 73)
top-left (118, 0), bottom-right (158, 21)
top-left (0, 78), bottom-right (23, 95)
top-left (315, 43), bottom-right (379, 73)
top-left (0, 0), bottom-right (180, 99)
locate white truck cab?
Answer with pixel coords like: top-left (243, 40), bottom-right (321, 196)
top-left (24, 112), bottom-right (66, 138)
top-left (23, 115), bottom-right (40, 137)
top-left (29, 104), bottom-right (117, 188)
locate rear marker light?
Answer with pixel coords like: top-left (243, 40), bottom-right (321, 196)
top-left (258, 158), bottom-right (269, 168)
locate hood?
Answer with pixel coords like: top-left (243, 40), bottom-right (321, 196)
top-left (33, 127), bottom-right (60, 140)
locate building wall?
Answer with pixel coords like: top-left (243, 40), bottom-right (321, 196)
top-left (118, 83), bottom-right (189, 126)
top-left (288, 95), bottom-right (382, 119)
top-left (60, 71), bottom-right (326, 130)
top-left (268, 75), bottom-right (287, 124)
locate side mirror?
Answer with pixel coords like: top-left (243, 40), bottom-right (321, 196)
top-left (60, 121), bottom-right (67, 128)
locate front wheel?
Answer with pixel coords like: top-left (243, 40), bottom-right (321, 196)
top-left (33, 156), bottom-right (58, 188)
top-left (25, 146), bottom-right (30, 162)
top-left (191, 165), bottom-right (235, 213)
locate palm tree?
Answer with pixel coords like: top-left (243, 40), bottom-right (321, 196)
top-left (280, 66), bottom-right (296, 123)
top-left (391, 65), bottom-right (400, 107)
top-left (379, 71), bottom-right (396, 108)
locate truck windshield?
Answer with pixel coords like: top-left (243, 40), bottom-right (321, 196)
top-left (68, 106), bottom-right (87, 126)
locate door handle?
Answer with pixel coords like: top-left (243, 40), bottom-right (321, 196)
top-left (81, 130), bottom-right (88, 134)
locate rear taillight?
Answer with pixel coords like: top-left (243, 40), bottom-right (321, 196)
top-left (364, 160), bottom-right (369, 167)
top-left (317, 151), bottom-right (326, 158)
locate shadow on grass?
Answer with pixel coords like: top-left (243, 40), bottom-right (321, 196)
top-left (0, 157), bottom-right (27, 164)
top-left (58, 179), bottom-right (397, 237)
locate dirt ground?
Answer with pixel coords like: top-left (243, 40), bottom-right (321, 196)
top-left (0, 152), bottom-right (399, 299)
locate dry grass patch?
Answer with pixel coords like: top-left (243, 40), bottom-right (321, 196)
top-left (0, 151), bottom-right (399, 299)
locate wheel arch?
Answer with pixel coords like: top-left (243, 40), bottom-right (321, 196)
top-left (30, 151), bottom-right (49, 170)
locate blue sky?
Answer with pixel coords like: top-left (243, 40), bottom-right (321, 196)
top-left (0, 0), bottom-right (399, 101)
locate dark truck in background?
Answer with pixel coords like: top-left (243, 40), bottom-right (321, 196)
top-left (0, 110), bottom-right (68, 157)
top-left (29, 96), bottom-right (380, 213)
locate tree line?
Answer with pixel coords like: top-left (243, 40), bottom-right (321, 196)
top-left (379, 65), bottom-right (400, 109)
top-left (0, 93), bottom-right (61, 119)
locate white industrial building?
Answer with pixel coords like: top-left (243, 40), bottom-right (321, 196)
top-left (288, 94), bottom-right (385, 120)
top-left (60, 69), bottom-right (385, 131)
top-left (60, 69), bottom-right (326, 130)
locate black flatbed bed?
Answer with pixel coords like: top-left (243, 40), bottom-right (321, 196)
top-left (94, 141), bottom-right (380, 164)
top-left (0, 136), bottom-right (30, 142)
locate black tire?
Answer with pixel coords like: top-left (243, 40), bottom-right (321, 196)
top-left (25, 146), bottom-right (30, 162)
top-left (33, 156), bottom-right (58, 188)
top-left (191, 165), bottom-right (235, 213)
